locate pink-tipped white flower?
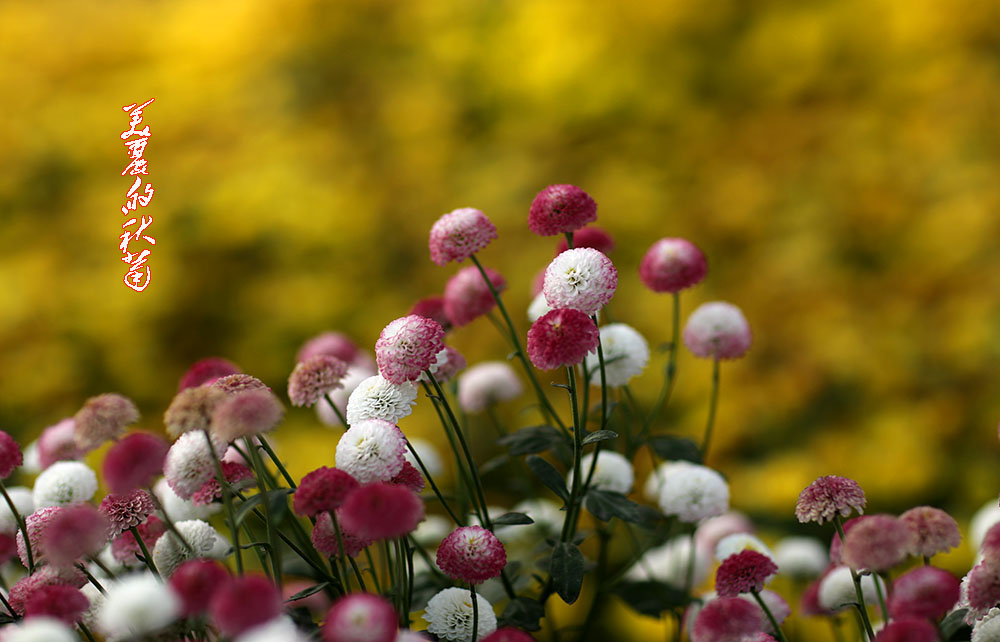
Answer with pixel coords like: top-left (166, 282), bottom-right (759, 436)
top-left (542, 248), bottom-right (617, 315)
top-left (1, 617), bottom-right (78, 642)
top-left (375, 315), bottom-right (446, 384)
top-left (443, 265), bottom-right (506, 327)
top-left (32, 460), bottom-right (98, 508)
top-left (345, 375), bottom-right (418, 426)
top-left (526, 308), bottom-right (600, 371)
top-left (429, 207), bottom-right (498, 266)
top-left (288, 356), bottom-right (350, 407)
top-left (164, 431), bottom-right (228, 500)
top-left (423, 588), bottom-right (497, 642)
top-left (437, 526), bottom-right (507, 584)
top-left (639, 238), bottom-right (708, 293)
top-left (715, 550), bottom-right (778, 597)
top-left (457, 362), bottom-right (523, 413)
top-left (528, 184), bottom-right (597, 236)
top-left (715, 533), bottom-right (774, 563)
top-left (0, 486), bottom-right (33, 534)
top-left (683, 302), bottom-right (752, 360)
top-left (335, 419), bottom-right (406, 484)
top-left (583, 323), bottom-right (650, 386)
top-left (626, 536), bottom-right (711, 589)
top-left (323, 592), bottom-right (398, 642)
top-left (73, 393), bottom-right (140, 452)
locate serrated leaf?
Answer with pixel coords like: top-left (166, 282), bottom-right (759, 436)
top-left (612, 581), bottom-right (690, 617)
top-left (582, 429), bottom-right (618, 446)
top-left (492, 512), bottom-right (535, 526)
top-left (647, 435), bottom-right (702, 464)
top-left (526, 455), bottom-right (569, 502)
top-left (583, 489), bottom-right (647, 523)
top-left (285, 582), bottom-right (329, 602)
top-left (501, 597), bottom-right (545, 631)
top-left (940, 608), bottom-right (971, 640)
top-left (499, 426), bottom-right (568, 456)
top-left (550, 542), bottom-right (585, 604)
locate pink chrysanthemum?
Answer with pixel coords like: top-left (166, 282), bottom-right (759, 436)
top-left (375, 315), bottom-right (446, 384)
top-left (872, 617), bottom-right (939, 642)
top-left (0, 430), bottom-right (22, 479)
top-left (289, 356), bottom-right (350, 408)
top-left (298, 332), bottom-right (364, 365)
top-left (293, 467), bottom-right (360, 517)
top-left (73, 393), bottom-right (140, 452)
top-left (17, 506), bottom-right (63, 567)
top-left (528, 184), bottom-right (597, 236)
top-left (164, 385), bottom-right (229, 438)
top-left (639, 238), bottom-right (708, 293)
top-left (339, 483), bottom-right (425, 541)
top-left (795, 475), bottom-right (866, 525)
top-left (111, 515), bottom-right (166, 563)
top-left (23, 584), bottom-right (89, 624)
top-left (983, 523), bottom-right (1000, 563)
top-left (457, 361), bottom-right (523, 413)
top-left (209, 574), bottom-right (282, 637)
top-left (212, 374), bottom-right (270, 396)
top-left (178, 357), bottom-right (242, 391)
top-left (103, 431), bottom-right (170, 494)
top-left (37, 418), bottom-right (83, 469)
top-left (211, 389), bottom-right (284, 443)
top-left (437, 526), bottom-right (507, 584)
top-left (191, 461), bottom-right (254, 506)
top-left (8, 566), bottom-right (85, 615)
top-left (169, 559), bottom-right (230, 617)
top-left (554, 226), bottom-right (615, 256)
top-left (715, 549), bottom-right (778, 597)
top-left (967, 559), bottom-right (1000, 611)
top-left (828, 516), bottom-right (864, 565)
top-left (888, 565), bottom-right (959, 620)
top-left (683, 302), bottom-right (753, 360)
top-left (323, 592), bottom-right (398, 642)
top-left (841, 514), bottom-right (914, 572)
top-left (542, 248), bottom-right (618, 315)
top-left (410, 296), bottom-right (452, 332)
top-left (434, 346), bottom-right (466, 383)
top-left (899, 505), bottom-right (961, 558)
top-left (691, 597), bottom-right (767, 642)
top-left (43, 504), bottom-right (109, 567)
top-left (99, 489), bottom-right (155, 537)
top-left (0, 533), bottom-right (17, 565)
top-left (443, 265), bottom-right (506, 327)
top-left (481, 628), bottom-right (537, 642)
top-left (311, 511), bottom-right (372, 558)
top-left (526, 308), bottom-right (600, 370)
top-left (429, 207), bottom-right (498, 266)
top-left (389, 460), bottom-right (426, 494)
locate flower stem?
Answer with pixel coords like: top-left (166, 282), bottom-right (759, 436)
top-left (874, 572), bottom-right (890, 622)
top-left (129, 526), bottom-right (160, 579)
top-left (203, 430), bottom-right (242, 574)
top-left (245, 437), bottom-right (282, 592)
top-left (684, 529), bottom-right (696, 596)
top-left (559, 366), bottom-right (584, 544)
top-left (640, 292), bottom-right (681, 441)
top-left (78, 563), bottom-right (107, 596)
top-left (421, 380), bottom-right (479, 526)
top-left (700, 356), bottom-right (720, 461)
top-left (145, 486), bottom-right (194, 554)
top-left (470, 584), bottom-right (479, 642)
top-left (323, 392), bottom-right (349, 428)
top-left (751, 589), bottom-right (789, 642)
top-left (257, 434), bottom-right (298, 490)
top-left (405, 439), bottom-right (462, 525)
top-left (0, 589), bottom-right (14, 618)
top-left (78, 622), bottom-right (98, 642)
top-left (834, 516), bottom-right (875, 641)
top-left (0, 480), bottom-right (32, 573)
top-left (330, 511), bottom-right (358, 591)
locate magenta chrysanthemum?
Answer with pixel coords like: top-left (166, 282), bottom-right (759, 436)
top-left (715, 549), bottom-right (778, 597)
top-left (311, 511), bottom-right (372, 558)
top-left (339, 483), bottom-right (425, 541)
top-left (42, 504), bottom-right (109, 567)
top-left (178, 357), bottom-right (242, 391)
top-left (209, 574), bottom-right (282, 638)
top-left (0, 431), bottom-right (22, 479)
top-left (481, 629), bottom-right (537, 642)
top-left (528, 184), bottom-right (597, 236)
top-left (429, 207), bottom-right (498, 266)
top-left (899, 505), bottom-right (961, 558)
top-left (8, 565), bottom-right (85, 615)
top-left (873, 617), bottom-right (940, 642)
top-left (683, 302), bottom-right (752, 360)
top-left (17, 506), bottom-right (62, 567)
top-left (888, 565), bottom-right (960, 620)
top-left (795, 475), bottom-right (866, 524)
top-left (73, 393), bottom-right (140, 451)
top-left (375, 315), bottom-right (446, 384)
top-left (542, 248), bottom-right (618, 315)
top-left (111, 515), bottom-right (166, 563)
top-left (293, 467), bottom-right (360, 517)
top-left (554, 226), bottom-right (615, 255)
top-left (103, 431), bottom-right (169, 494)
top-left (23, 583), bottom-right (89, 625)
top-left (639, 237), bottom-right (708, 293)
top-left (169, 559), bottom-right (231, 617)
top-left (99, 489), bottom-right (154, 537)
top-left (211, 389), bottom-right (284, 443)
top-left (437, 526), bottom-right (507, 584)
top-left (443, 265), bottom-right (506, 327)
top-left (389, 460), bottom-right (426, 494)
top-left (191, 461), bottom-right (254, 506)
top-left (841, 514), bottom-right (914, 572)
top-left (691, 597), bottom-right (767, 642)
top-left (323, 593), bottom-right (398, 642)
top-left (289, 355), bottom-right (350, 407)
top-left (967, 559), bottom-right (1000, 611)
top-left (410, 296), bottom-right (452, 332)
top-left (527, 308), bottom-right (600, 370)
top-left (37, 418), bottom-right (82, 470)
top-left (298, 332), bottom-right (364, 365)
top-left (164, 385), bottom-right (228, 438)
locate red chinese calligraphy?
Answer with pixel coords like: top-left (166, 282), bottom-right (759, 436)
top-left (120, 98), bottom-right (156, 292)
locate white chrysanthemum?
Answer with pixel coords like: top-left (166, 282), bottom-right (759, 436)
top-left (404, 437), bottom-right (445, 479)
top-left (656, 463), bottom-right (729, 523)
top-left (1, 616), bottom-right (77, 642)
top-left (163, 431), bottom-right (227, 500)
top-left (21, 440), bottom-right (41, 475)
top-left (818, 565), bottom-right (884, 611)
top-left (457, 362), bottom-right (523, 413)
top-left (335, 419), bottom-right (406, 484)
top-left (345, 375), bottom-right (418, 426)
top-left (527, 292), bottom-right (551, 323)
top-left (152, 519), bottom-right (222, 576)
top-left (973, 607), bottom-right (1000, 641)
top-left (971, 500), bottom-right (1000, 550)
top-left (715, 533), bottom-right (774, 562)
top-left (0, 486), bottom-right (33, 534)
top-left (583, 324), bottom-right (650, 387)
top-left (98, 574), bottom-right (180, 639)
top-left (542, 248), bottom-right (617, 315)
top-left (413, 514), bottom-right (453, 547)
top-left (236, 616), bottom-right (308, 642)
top-left (32, 460), bottom-right (98, 507)
top-left (423, 587), bottom-right (497, 642)
top-left (317, 365), bottom-right (377, 427)
top-left (626, 536), bottom-right (711, 589)
top-left (153, 478), bottom-right (220, 522)
top-left (643, 461), bottom-right (685, 501)
top-left (774, 537), bottom-right (828, 579)
top-left (80, 582), bottom-right (106, 631)
top-left (567, 451), bottom-right (634, 495)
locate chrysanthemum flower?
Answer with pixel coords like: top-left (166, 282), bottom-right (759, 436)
top-left (773, 537), bottom-right (828, 580)
top-left (583, 323), bottom-right (650, 386)
top-left (311, 511), bottom-right (372, 558)
top-left (152, 518), bottom-right (226, 577)
top-left (0, 430), bottom-right (23, 478)
top-left (323, 592), bottom-right (398, 642)
top-left (424, 587), bottom-right (497, 642)
top-left (526, 308), bottom-right (600, 370)
top-left (437, 526), bottom-right (507, 584)
top-left (639, 238), bottom-right (708, 293)
top-left (899, 505), bottom-right (961, 558)
top-left (683, 302), bottom-right (752, 360)
top-left (794, 475), bottom-right (866, 524)
top-left (974, 608), bottom-right (1000, 642)
top-left (43, 503), bottom-right (109, 566)
top-left (97, 573), bottom-right (181, 639)
top-left (335, 419), bottom-right (406, 484)
top-left (346, 375), bottom-right (418, 426)
top-left (211, 389), bottom-right (284, 443)
top-left (818, 565), bottom-right (884, 611)
top-left (435, 346), bottom-right (467, 384)
top-left (37, 418), bottom-right (82, 470)
top-left (429, 207), bottom-right (498, 266)
top-left (288, 356), bottom-right (350, 408)
top-left (690, 597), bottom-right (766, 642)
top-left (32, 460), bottom-right (98, 508)
top-left (389, 460), bottom-right (426, 493)
top-left (294, 467), bottom-right (359, 517)
top-left (318, 365), bottom-right (376, 427)
top-left (111, 515), bottom-right (166, 563)
top-left (528, 184), bottom-right (597, 236)
top-left (888, 565), bottom-right (960, 620)
top-left (715, 550), bottom-right (778, 597)
top-left (410, 295), bottom-right (452, 333)
top-left (238, 617), bottom-right (310, 642)
top-left (715, 533), bottom-right (774, 563)
top-left (457, 362), bottom-right (523, 413)
top-left (103, 431), bottom-right (169, 494)
top-left (191, 461), bottom-right (254, 506)
top-left (339, 483), bottom-right (424, 541)
top-left (568, 451), bottom-right (634, 495)
top-left (841, 513), bottom-right (914, 572)
top-left (873, 617), bottom-right (940, 642)
top-left (443, 265), bottom-right (506, 327)
top-left (16, 506), bottom-right (61, 567)
top-left (178, 356), bottom-right (242, 391)
top-left (968, 560), bottom-right (1000, 612)
top-left (164, 386), bottom-right (229, 438)
top-left (693, 511), bottom-right (754, 552)
top-left (373, 315), bottom-right (446, 385)
top-left (209, 574), bottom-right (282, 638)
top-left (527, 292), bottom-right (552, 323)
top-left (626, 536), bottom-right (711, 589)
top-left (0, 486), bottom-right (33, 534)
top-left (0, 617), bottom-right (78, 642)
top-left (73, 393), bottom-right (140, 452)
top-left (298, 332), bottom-right (366, 366)
top-left (542, 248), bottom-right (617, 316)
top-left (656, 462), bottom-right (729, 523)
top-left (164, 431), bottom-right (227, 500)
top-left (153, 478), bottom-right (219, 523)
top-left (212, 374), bottom-right (270, 396)
top-left (166, 559), bottom-right (230, 617)
top-left (23, 584), bottom-right (89, 625)
top-left (8, 565), bottom-right (85, 614)
top-left (554, 226), bottom-right (615, 255)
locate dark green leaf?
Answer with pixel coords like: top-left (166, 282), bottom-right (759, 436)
top-left (612, 581), bottom-right (690, 617)
top-left (550, 542), bottom-right (585, 604)
top-left (499, 426), bottom-right (568, 456)
top-left (285, 583), bottom-right (329, 602)
top-left (940, 608), bottom-right (971, 640)
top-left (235, 488), bottom-right (293, 526)
top-left (583, 489), bottom-right (654, 524)
top-left (492, 512), bottom-right (535, 526)
top-left (526, 455), bottom-right (569, 502)
top-left (647, 435), bottom-right (702, 464)
top-left (479, 454), bottom-right (510, 476)
top-left (500, 597), bottom-right (545, 631)
top-left (582, 430), bottom-right (618, 446)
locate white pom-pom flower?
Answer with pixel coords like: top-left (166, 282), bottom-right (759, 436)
top-left (152, 519), bottom-right (226, 576)
top-left (163, 431), bottom-right (227, 501)
top-left (656, 462), bottom-right (729, 523)
top-left (774, 537), bottom-right (828, 579)
top-left (0, 486), bottom-right (33, 534)
top-left (317, 365), bottom-right (377, 427)
top-left (542, 248), bottom-right (618, 315)
top-left (423, 587), bottom-right (497, 642)
top-left (567, 451), bottom-right (634, 495)
top-left (2, 617), bottom-right (78, 642)
top-left (818, 565), bottom-right (885, 612)
top-left (335, 419), bottom-right (406, 484)
top-left (32, 460), bottom-right (98, 508)
top-left (21, 440), bottom-right (41, 475)
top-left (98, 574), bottom-right (180, 639)
top-left (153, 478), bottom-right (220, 522)
top-left (715, 533), bottom-right (774, 563)
top-left (80, 582), bottom-right (106, 631)
top-left (527, 292), bottom-right (551, 323)
top-left (682, 301), bottom-right (752, 360)
top-left (457, 362), bottom-right (523, 413)
top-left (626, 536), bottom-right (711, 589)
top-left (583, 324), bottom-right (650, 387)
top-left (345, 374), bottom-right (418, 426)
top-left (404, 437), bottom-right (444, 479)
top-left (974, 607), bottom-right (1000, 642)
top-left (235, 616), bottom-right (308, 642)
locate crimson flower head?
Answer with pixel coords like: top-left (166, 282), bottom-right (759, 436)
top-left (410, 296), bottom-right (452, 332)
top-left (23, 584), bottom-right (89, 625)
top-left (103, 431), bottom-right (169, 494)
top-left (715, 549), bottom-right (778, 597)
top-left (99, 488), bottom-right (154, 537)
top-left (339, 483), bottom-right (424, 541)
top-left (554, 226), bottom-right (615, 255)
top-left (0, 430), bottom-right (23, 478)
top-left (178, 357), bottom-right (241, 391)
top-left (526, 308), bottom-right (599, 370)
top-left (209, 574), bottom-right (282, 638)
top-left (888, 565), bottom-right (959, 620)
top-left (293, 466), bottom-right (360, 517)
top-left (169, 559), bottom-right (230, 617)
top-left (437, 526), bottom-right (507, 584)
top-left (43, 504), bottom-right (110, 567)
top-left (528, 184), bottom-right (597, 236)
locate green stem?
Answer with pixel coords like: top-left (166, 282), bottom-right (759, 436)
top-left (323, 392), bottom-right (349, 428)
top-left (0, 589), bottom-right (14, 618)
top-left (364, 547), bottom-right (383, 594)
top-left (560, 366), bottom-right (584, 544)
top-left (78, 622), bottom-right (98, 642)
top-left (203, 430), bottom-right (243, 573)
top-left (257, 434), bottom-right (298, 489)
top-left (641, 292), bottom-right (681, 440)
top-left (684, 529), bottom-right (696, 596)
top-left (834, 516), bottom-right (875, 641)
top-left (246, 437), bottom-right (282, 591)
top-left (330, 511), bottom-right (355, 590)
top-left (349, 556), bottom-right (367, 591)
top-left (78, 564), bottom-right (107, 596)
top-left (700, 356), bottom-right (720, 461)
top-left (874, 572), bottom-right (890, 622)
top-left (145, 485), bottom-right (194, 554)
top-left (470, 584), bottom-right (479, 642)
top-left (751, 589), bottom-right (789, 642)
top-left (406, 439), bottom-right (462, 525)
top-left (0, 481), bottom-right (32, 572)
top-left (422, 381), bottom-right (478, 525)
top-left (129, 526), bottom-right (160, 579)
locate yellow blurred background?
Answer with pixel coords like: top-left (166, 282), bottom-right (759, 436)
top-left (2, 0), bottom-right (1000, 635)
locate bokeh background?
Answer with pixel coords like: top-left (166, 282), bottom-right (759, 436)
top-left (2, 0), bottom-right (1000, 636)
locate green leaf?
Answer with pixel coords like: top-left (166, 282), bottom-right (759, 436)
top-left (582, 429), bottom-right (618, 446)
top-left (500, 597), bottom-right (545, 632)
top-left (499, 426), bottom-right (568, 456)
top-left (492, 512), bottom-right (535, 526)
top-left (940, 608), bottom-right (971, 640)
top-left (235, 488), bottom-right (294, 526)
top-left (646, 435), bottom-right (702, 464)
top-left (285, 582), bottom-right (329, 602)
top-left (550, 542), bottom-right (585, 604)
top-left (526, 455), bottom-right (569, 502)
top-left (583, 489), bottom-right (651, 524)
top-left (612, 581), bottom-right (690, 617)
